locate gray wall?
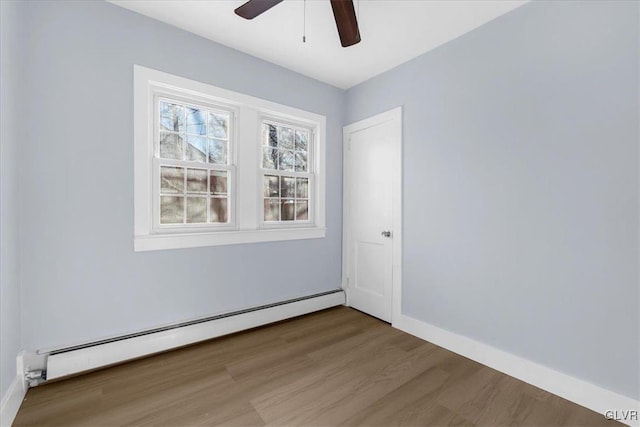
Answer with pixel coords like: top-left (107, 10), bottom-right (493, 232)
top-left (1, 0), bottom-right (24, 399)
top-left (347, 0), bottom-right (639, 399)
top-left (15, 0), bottom-right (344, 352)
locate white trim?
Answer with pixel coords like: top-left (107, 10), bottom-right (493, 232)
top-left (134, 226), bottom-right (326, 251)
top-left (342, 107), bottom-right (403, 322)
top-left (45, 290), bottom-right (345, 380)
top-left (0, 375), bottom-right (25, 427)
top-left (394, 314), bottom-right (640, 427)
top-left (134, 65), bottom-right (326, 251)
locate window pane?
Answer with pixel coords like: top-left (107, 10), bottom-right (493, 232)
top-left (186, 168), bottom-right (207, 193)
top-left (295, 152), bottom-right (307, 172)
top-left (263, 148), bottom-right (278, 170)
top-left (209, 113), bottom-right (229, 139)
top-left (264, 175), bottom-right (279, 197)
top-left (186, 135), bottom-right (207, 162)
top-left (159, 133), bottom-right (183, 160)
top-left (296, 200), bottom-right (308, 221)
top-left (186, 197), bottom-right (207, 223)
top-left (186, 108), bottom-right (206, 135)
top-left (208, 139), bottom-right (228, 165)
top-left (159, 102), bottom-right (184, 133)
top-left (210, 198), bottom-right (228, 223)
top-left (264, 199), bottom-right (279, 221)
top-left (296, 178), bottom-right (308, 198)
top-left (295, 130), bottom-right (308, 151)
top-left (263, 124), bottom-right (277, 147)
top-left (278, 127), bottom-right (294, 149)
top-left (210, 171), bottom-right (228, 195)
top-left (279, 150), bottom-right (294, 171)
top-left (160, 166), bottom-right (184, 194)
top-left (160, 196), bottom-right (184, 224)
top-left (281, 199), bottom-right (295, 221)
top-left (281, 176), bottom-right (295, 198)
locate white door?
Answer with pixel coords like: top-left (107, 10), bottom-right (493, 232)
top-left (344, 110), bottom-right (401, 323)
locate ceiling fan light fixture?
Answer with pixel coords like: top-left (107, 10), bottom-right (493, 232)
top-left (234, 0), bottom-right (361, 47)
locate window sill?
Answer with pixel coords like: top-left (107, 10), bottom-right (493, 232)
top-left (134, 227), bottom-right (326, 252)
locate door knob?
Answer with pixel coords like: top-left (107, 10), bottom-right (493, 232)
top-left (381, 231), bottom-right (392, 238)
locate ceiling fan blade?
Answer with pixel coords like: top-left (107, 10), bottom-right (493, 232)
top-left (234, 0), bottom-right (284, 19)
top-left (330, 0), bottom-right (361, 47)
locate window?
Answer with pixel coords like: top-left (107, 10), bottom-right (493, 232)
top-left (261, 121), bottom-right (312, 224)
top-left (155, 99), bottom-right (234, 228)
top-left (134, 66), bottom-right (326, 251)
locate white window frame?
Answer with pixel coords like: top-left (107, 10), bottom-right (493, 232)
top-left (152, 93), bottom-right (238, 233)
top-left (134, 65), bottom-right (326, 251)
top-left (259, 116), bottom-right (315, 229)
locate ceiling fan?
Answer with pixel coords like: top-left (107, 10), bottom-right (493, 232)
top-left (234, 0), bottom-right (361, 47)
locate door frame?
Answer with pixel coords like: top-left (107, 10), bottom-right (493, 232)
top-left (342, 107), bottom-right (403, 324)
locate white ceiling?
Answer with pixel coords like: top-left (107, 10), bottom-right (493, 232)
top-left (110, 0), bottom-right (527, 89)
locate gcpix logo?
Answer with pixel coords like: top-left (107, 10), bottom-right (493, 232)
top-left (604, 410), bottom-right (638, 422)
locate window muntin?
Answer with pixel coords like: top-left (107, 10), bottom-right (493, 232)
top-left (155, 98), bottom-right (234, 227)
top-left (261, 121), bottom-right (312, 224)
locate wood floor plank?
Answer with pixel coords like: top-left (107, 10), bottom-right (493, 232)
top-left (338, 367), bottom-right (453, 426)
top-left (13, 306), bottom-right (615, 427)
top-left (15, 385), bottom-right (103, 426)
top-left (438, 365), bottom-right (507, 421)
top-left (226, 324), bottom-right (363, 380)
top-left (252, 345), bottom-right (411, 424)
top-left (228, 354), bottom-right (321, 401)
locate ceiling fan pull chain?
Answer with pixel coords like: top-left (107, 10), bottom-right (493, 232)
top-left (302, 0), bottom-right (307, 43)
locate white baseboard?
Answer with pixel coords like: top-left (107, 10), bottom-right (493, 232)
top-left (46, 290), bottom-right (345, 380)
top-left (394, 314), bottom-right (640, 427)
top-left (0, 375), bottom-right (26, 427)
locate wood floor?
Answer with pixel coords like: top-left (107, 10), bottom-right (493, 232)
top-left (14, 307), bottom-right (614, 426)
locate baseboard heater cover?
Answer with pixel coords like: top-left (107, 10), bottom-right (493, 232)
top-left (44, 289), bottom-right (345, 381)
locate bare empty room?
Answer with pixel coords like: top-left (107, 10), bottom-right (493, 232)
top-left (0, 0), bottom-right (638, 426)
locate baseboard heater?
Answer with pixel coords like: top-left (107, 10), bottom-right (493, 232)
top-left (32, 290), bottom-right (344, 383)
